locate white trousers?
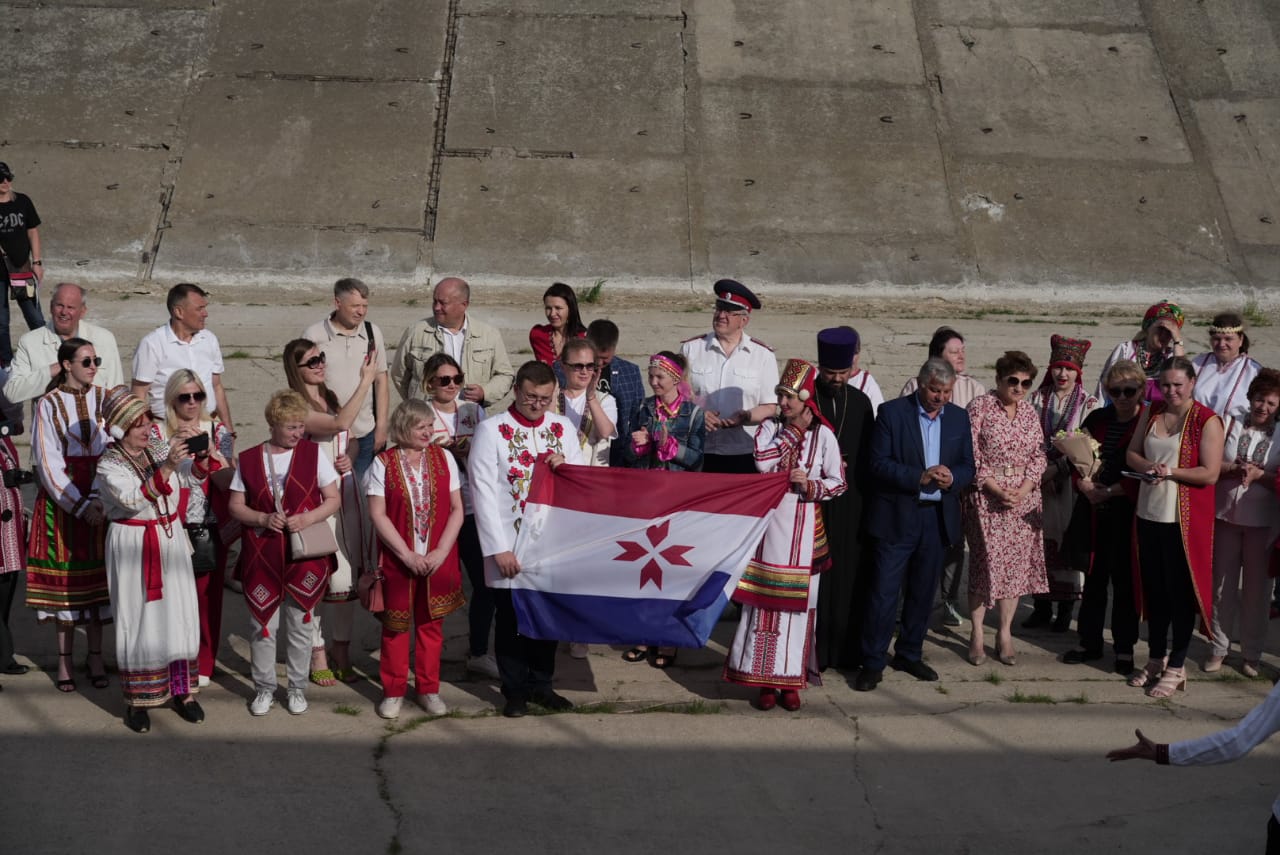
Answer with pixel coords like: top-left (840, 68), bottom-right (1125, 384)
top-left (250, 597), bottom-right (313, 691)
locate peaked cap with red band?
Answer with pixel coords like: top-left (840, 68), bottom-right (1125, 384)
top-left (714, 278), bottom-right (761, 313)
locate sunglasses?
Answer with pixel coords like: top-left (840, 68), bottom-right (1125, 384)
top-left (564, 361), bottom-right (596, 372)
top-left (177, 391), bottom-right (207, 404)
top-left (298, 353), bottom-right (326, 369)
top-left (433, 374), bottom-right (464, 387)
top-left (76, 356), bottom-right (103, 369)
top-left (1004, 376), bottom-right (1034, 389)
top-left (1107, 386), bottom-right (1142, 399)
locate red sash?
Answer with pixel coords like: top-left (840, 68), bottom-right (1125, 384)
top-left (238, 440), bottom-right (334, 630)
top-left (376, 446), bottom-right (463, 632)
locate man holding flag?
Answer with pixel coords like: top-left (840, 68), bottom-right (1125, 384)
top-left (470, 361), bottom-right (584, 718)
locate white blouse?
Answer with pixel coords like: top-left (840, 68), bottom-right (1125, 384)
top-left (1216, 418), bottom-right (1280, 528)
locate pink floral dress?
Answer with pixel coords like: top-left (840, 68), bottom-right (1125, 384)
top-left (964, 392), bottom-right (1050, 607)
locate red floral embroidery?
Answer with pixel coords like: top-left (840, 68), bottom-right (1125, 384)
top-left (506, 466), bottom-right (522, 483)
top-left (549, 422), bottom-right (564, 438)
top-left (518, 450), bottom-right (535, 467)
top-left (499, 423), bottom-right (515, 440)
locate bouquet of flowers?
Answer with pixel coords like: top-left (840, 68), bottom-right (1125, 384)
top-left (1052, 428), bottom-right (1101, 479)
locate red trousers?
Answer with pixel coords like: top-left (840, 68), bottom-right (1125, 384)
top-left (194, 540), bottom-right (228, 678)
top-left (379, 605), bottom-right (444, 698)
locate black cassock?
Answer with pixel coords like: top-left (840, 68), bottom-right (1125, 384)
top-left (815, 382), bottom-right (874, 670)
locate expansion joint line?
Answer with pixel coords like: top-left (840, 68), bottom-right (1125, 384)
top-left (424, 0), bottom-right (462, 242)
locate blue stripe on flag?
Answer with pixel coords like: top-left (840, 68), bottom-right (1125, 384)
top-left (511, 572), bottom-right (733, 648)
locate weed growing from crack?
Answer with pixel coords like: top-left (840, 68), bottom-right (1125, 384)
top-left (935, 685), bottom-right (950, 695)
top-left (985, 671), bottom-right (1003, 685)
top-left (333, 703), bottom-right (361, 716)
top-left (225, 350), bottom-right (251, 359)
top-left (579, 278), bottom-right (606, 304)
top-left (1066, 692), bottom-right (1090, 704)
top-left (1008, 689), bottom-right (1056, 704)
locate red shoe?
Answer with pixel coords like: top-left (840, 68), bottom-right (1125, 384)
top-left (756, 688), bottom-right (777, 710)
top-left (779, 689), bottom-right (802, 711)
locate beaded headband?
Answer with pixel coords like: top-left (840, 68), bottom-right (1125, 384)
top-left (649, 354), bottom-right (683, 381)
top-left (1209, 325), bottom-right (1245, 335)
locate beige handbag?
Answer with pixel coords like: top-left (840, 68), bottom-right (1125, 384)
top-left (266, 447), bottom-right (339, 560)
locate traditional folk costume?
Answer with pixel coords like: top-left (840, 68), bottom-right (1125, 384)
top-left (368, 445), bottom-right (464, 698)
top-left (25, 383), bottom-right (110, 625)
top-left (98, 397), bottom-right (213, 707)
top-left (233, 438), bottom-right (338, 692)
top-left (0, 435), bottom-right (28, 672)
top-left (1192, 351), bottom-right (1260, 424)
top-left (725, 360), bottom-right (846, 693)
top-left (469, 404), bottom-right (583, 703)
top-left (627, 353), bottom-right (706, 472)
top-left (964, 392), bottom-right (1050, 608)
top-left (151, 418), bottom-right (235, 681)
top-left (1032, 335), bottom-right (1099, 611)
top-left (812, 328), bottom-right (875, 671)
top-left (1134, 400), bottom-right (1220, 672)
top-left (848, 368), bottom-right (884, 416)
top-left (1095, 300), bottom-right (1186, 405)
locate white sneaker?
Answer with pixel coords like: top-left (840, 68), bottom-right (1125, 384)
top-left (420, 693), bottom-right (448, 716)
top-left (569, 643), bottom-right (589, 659)
top-left (377, 696), bottom-right (403, 720)
top-left (249, 689), bottom-right (275, 716)
top-left (286, 687), bottom-right (309, 715)
top-left (466, 653), bottom-right (500, 680)
top-left (197, 674), bottom-right (211, 688)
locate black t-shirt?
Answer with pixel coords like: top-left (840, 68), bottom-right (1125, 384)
top-left (0, 193), bottom-right (41, 267)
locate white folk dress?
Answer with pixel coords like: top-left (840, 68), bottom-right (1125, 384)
top-left (96, 441), bottom-right (205, 707)
top-left (1192, 352), bottom-right (1261, 423)
top-left (724, 419), bottom-right (846, 690)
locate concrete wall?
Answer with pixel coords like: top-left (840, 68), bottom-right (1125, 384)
top-left (2, 0), bottom-right (1277, 300)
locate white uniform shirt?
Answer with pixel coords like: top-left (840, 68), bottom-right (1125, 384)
top-left (300, 316), bottom-right (388, 439)
top-left (681, 331), bottom-right (780, 456)
top-left (4, 320), bottom-right (125, 404)
top-left (132, 323), bottom-right (225, 418)
top-left (468, 409), bottom-right (584, 557)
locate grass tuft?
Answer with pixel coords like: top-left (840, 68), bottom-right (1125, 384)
top-left (225, 350), bottom-right (252, 359)
top-left (1008, 689), bottom-right (1056, 704)
top-left (333, 703), bottom-right (361, 716)
top-left (985, 671), bottom-right (1003, 685)
top-left (1243, 298), bottom-right (1271, 327)
top-left (579, 278), bottom-right (606, 304)
top-left (935, 685), bottom-right (950, 695)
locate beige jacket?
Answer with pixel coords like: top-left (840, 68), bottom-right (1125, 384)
top-left (390, 314), bottom-right (514, 405)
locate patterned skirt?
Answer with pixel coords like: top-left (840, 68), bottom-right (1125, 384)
top-left (25, 457), bottom-right (110, 625)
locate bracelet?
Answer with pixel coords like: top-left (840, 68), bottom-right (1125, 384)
top-left (32, 260), bottom-right (42, 266)
top-left (1172, 340), bottom-right (1182, 346)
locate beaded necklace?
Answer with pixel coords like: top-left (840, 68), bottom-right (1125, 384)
top-left (119, 444), bottom-right (175, 538)
top-left (398, 447), bottom-right (436, 545)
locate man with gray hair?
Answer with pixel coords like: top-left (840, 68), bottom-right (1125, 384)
top-left (3, 282), bottom-right (124, 403)
top-left (301, 277), bottom-right (389, 476)
top-left (856, 358), bottom-right (974, 692)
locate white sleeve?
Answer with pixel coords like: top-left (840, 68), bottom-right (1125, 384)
top-left (32, 397), bottom-right (85, 513)
top-left (205, 330), bottom-right (226, 376)
top-left (3, 334), bottom-right (53, 403)
top-left (468, 422), bottom-right (510, 555)
top-left (131, 331), bottom-right (159, 384)
top-left (365, 457), bottom-right (387, 497)
top-left (444, 451), bottom-right (460, 492)
top-left (1169, 680), bottom-right (1280, 766)
top-left (559, 417), bottom-right (586, 466)
top-left (94, 327), bottom-right (125, 390)
top-left (315, 450), bottom-right (339, 488)
top-left (601, 394), bottom-right (619, 440)
top-left (229, 450), bottom-right (249, 493)
top-left (863, 374), bottom-right (885, 416)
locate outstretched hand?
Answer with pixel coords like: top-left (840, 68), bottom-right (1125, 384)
top-left (1106, 728), bottom-right (1158, 762)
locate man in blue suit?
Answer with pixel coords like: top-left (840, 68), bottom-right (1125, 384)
top-left (856, 358), bottom-right (975, 691)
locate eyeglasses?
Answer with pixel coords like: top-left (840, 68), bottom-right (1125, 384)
top-left (519, 393), bottom-right (553, 406)
top-left (77, 357), bottom-right (102, 368)
top-left (1004, 376), bottom-right (1034, 389)
top-left (1107, 386), bottom-right (1142, 399)
top-left (565, 361), bottom-right (595, 372)
top-left (298, 353), bottom-right (326, 369)
top-left (433, 374), bottom-right (464, 387)
top-left (177, 391), bottom-right (207, 404)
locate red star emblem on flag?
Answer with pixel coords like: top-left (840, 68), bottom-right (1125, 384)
top-left (613, 519), bottom-right (694, 590)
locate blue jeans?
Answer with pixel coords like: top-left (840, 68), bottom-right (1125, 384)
top-left (0, 284), bottom-right (45, 366)
top-left (353, 431), bottom-right (378, 479)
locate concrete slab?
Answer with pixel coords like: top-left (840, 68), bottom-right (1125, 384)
top-left (0, 146), bottom-right (168, 281)
top-left (0, 7), bottom-right (210, 145)
top-left (952, 161), bottom-right (1234, 287)
top-left (692, 0), bottom-right (925, 86)
top-left (930, 27), bottom-right (1191, 164)
top-left (1199, 0), bottom-right (1280, 98)
top-left (1141, 0), bottom-right (1235, 99)
top-left (460, 0), bottom-right (682, 15)
top-left (920, 0), bottom-right (1144, 28)
top-left (1192, 98), bottom-right (1280, 247)
top-left (446, 15), bottom-right (685, 157)
top-left (431, 154), bottom-right (691, 279)
top-left (168, 77), bottom-right (435, 227)
top-left (207, 0), bottom-right (447, 79)
top-left (694, 83), bottom-right (960, 284)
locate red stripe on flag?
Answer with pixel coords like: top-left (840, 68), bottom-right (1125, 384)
top-left (524, 464), bottom-right (790, 519)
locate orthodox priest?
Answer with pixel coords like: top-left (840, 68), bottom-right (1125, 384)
top-left (812, 327), bottom-right (874, 670)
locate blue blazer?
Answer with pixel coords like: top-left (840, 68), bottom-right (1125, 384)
top-left (867, 394), bottom-right (975, 547)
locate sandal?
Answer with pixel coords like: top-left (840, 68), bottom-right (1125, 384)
top-left (621, 647), bottom-right (650, 663)
top-left (1127, 657), bottom-right (1166, 689)
top-left (650, 649), bottom-right (677, 669)
top-left (309, 647), bottom-right (337, 687)
top-left (87, 649), bottom-right (109, 689)
top-left (55, 653), bottom-right (76, 693)
top-left (1146, 666), bottom-right (1187, 699)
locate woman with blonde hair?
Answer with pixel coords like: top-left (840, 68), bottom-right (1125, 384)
top-left (151, 369), bottom-right (234, 688)
top-left (283, 337), bottom-right (376, 684)
top-left (367, 399), bottom-right (464, 719)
